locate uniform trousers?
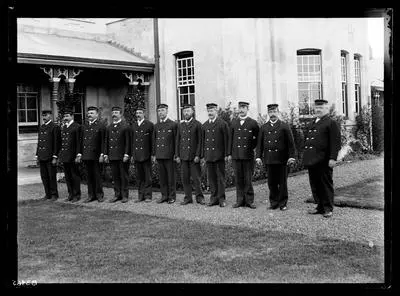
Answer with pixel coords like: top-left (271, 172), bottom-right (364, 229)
top-left (63, 162), bottom-right (81, 200)
top-left (110, 160), bottom-right (130, 200)
top-left (181, 160), bottom-right (204, 202)
top-left (83, 160), bottom-right (104, 200)
top-left (206, 160), bottom-right (226, 204)
top-left (39, 160), bottom-right (59, 199)
top-left (307, 163), bottom-right (334, 213)
top-left (157, 159), bottom-right (176, 201)
top-left (232, 159), bottom-right (255, 205)
top-left (135, 159), bottom-right (152, 200)
top-left (266, 164), bottom-right (288, 208)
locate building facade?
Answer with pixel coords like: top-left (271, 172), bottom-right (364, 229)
top-left (17, 18), bottom-right (374, 167)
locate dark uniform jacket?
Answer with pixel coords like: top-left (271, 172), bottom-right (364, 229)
top-left (256, 119), bottom-right (296, 165)
top-left (104, 120), bottom-right (131, 161)
top-left (152, 118), bottom-right (178, 160)
top-left (36, 121), bottom-right (61, 162)
top-left (81, 119), bottom-right (106, 161)
top-left (58, 121), bottom-right (81, 163)
top-left (202, 117), bottom-right (230, 162)
top-left (176, 118), bottom-right (202, 161)
top-left (302, 115), bottom-right (341, 167)
top-left (131, 119), bottom-right (154, 162)
top-left (229, 117), bottom-right (259, 160)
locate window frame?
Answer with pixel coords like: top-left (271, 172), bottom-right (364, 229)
top-left (17, 83), bottom-right (40, 127)
top-left (341, 51), bottom-right (349, 118)
top-left (354, 54), bottom-right (362, 114)
top-left (175, 51), bottom-right (196, 120)
top-left (296, 49), bottom-right (323, 117)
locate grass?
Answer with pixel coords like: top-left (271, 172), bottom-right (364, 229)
top-left (305, 176), bottom-right (384, 210)
top-left (18, 200), bottom-right (384, 283)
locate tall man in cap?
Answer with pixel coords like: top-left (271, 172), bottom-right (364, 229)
top-left (228, 101), bottom-right (259, 209)
top-left (131, 105), bottom-right (154, 203)
top-left (58, 109), bottom-right (82, 202)
top-left (152, 103), bottom-right (178, 204)
top-left (77, 106), bottom-right (106, 202)
top-left (35, 110), bottom-right (61, 201)
top-left (256, 104), bottom-right (296, 211)
top-left (175, 104), bottom-right (205, 205)
top-left (304, 99), bottom-right (341, 218)
top-left (202, 103), bottom-right (230, 207)
top-left (104, 106), bottom-right (131, 203)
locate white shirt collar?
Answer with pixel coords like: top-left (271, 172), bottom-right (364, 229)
top-left (209, 117), bottom-right (216, 123)
top-left (66, 120), bottom-right (74, 128)
top-left (138, 118), bottom-right (145, 126)
top-left (89, 118), bottom-right (97, 125)
top-left (161, 117), bottom-right (169, 123)
top-left (270, 119), bottom-right (278, 124)
top-left (44, 120), bottom-right (52, 125)
top-left (239, 115), bottom-right (248, 121)
top-left (185, 117), bottom-right (193, 123)
top-left (113, 119), bottom-right (122, 125)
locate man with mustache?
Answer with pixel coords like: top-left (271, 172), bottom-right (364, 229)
top-left (256, 104), bottom-right (296, 211)
top-left (58, 108), bottom-right (82, 202)
top-left (104, 106), bottom-right (131, 203)
top-left (131, 105), bottom-right (154, 203)
top-left (227, 101), bottom-right (259, 209)
top-left (175, 104), bottom-right (205, 205)
top-left (77, 106), bottom-right (106, 203)
top-left (152, 103), bottom-right (178, 204)
top-left (35, 110), bottom-right (61, 201)
top-left (304, 99), bottom-right (341, 218)
top-left (202, 103), bottom-right (230, 207)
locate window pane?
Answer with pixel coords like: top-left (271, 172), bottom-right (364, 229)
top-left (180, 87), bottom-right (188, 94)
top-left (182, 68), bottom-right (187, 77)
top-left (26, 97), bottom-right (37, 109)
top-left (189, 85), bottom-right (195, 93)
top-left (27, 110), bottom-right (37, 122)
top-left (182, 60), bottom-right (186, 67)
top-left (187, 59), bottom-right (191, 67)
top-left (187, 68), bottom-right (192, 76)
top-left (19, 97), bottom-right (25, 109)
top-left (189, 94), bottom-right (195, 104)
top-left (19, 110), bottom-right (26, 122)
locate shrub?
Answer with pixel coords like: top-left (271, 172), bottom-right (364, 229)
top-left (353, 104), bottom-right (373, 152)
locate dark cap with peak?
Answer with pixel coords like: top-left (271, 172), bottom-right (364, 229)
top-left (267, 104), bottom-right (279, 110)
top-left (181, 103), bottom-right (194, 109)
top-left (157, 103), bottom-right (169, 109)
top-left (314, 99), bottom-right (328, 105)
top-left (112, 106), bottom-right (122, 111)
top-left (87, 106), bottom-right (98, 112)
top-left (206, 103), bottom-right (218, 109)
top-left (238, 101), bottom-right (249, 107)
top-left (41, 110), bottom-right (52, 115)
top-left (63, 108), bottom-right (74, 115)
top-left (136, 105), bottom-right (146, 111)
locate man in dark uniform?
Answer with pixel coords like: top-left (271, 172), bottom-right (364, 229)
top-left (202, 103), bottom-right (230, 207)
top-left (175, 104), bottom-right (205, 205)
top-left (228, 101), bottom-right (259, 209)
top-left (152, 103), bottom-right (178, 204)
top-left (104, 106), bottom-right (131, 203)
top-left (304, 99), bottom-right (341, 218)
top-left (256, 104), bottom-right (296, 211)
top-left (35, 110), bottom-right (61, 201)
top-left (58, 109), bottom-right (81, 202)
top-left (131, 105), bottom-right (154, 203)
top-left (77, 106), bottom-right (106, 203)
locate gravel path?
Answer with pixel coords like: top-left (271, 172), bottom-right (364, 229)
top-left (18, 157), bottom-right (384, 247)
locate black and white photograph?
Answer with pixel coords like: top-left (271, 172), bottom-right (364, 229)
top-left (6, 8), bottom-right (392, 286)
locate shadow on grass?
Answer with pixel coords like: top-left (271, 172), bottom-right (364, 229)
top-left (305, 177), bottom-right (384, 210)
top-left (17, 200), bottom-right (384, 283)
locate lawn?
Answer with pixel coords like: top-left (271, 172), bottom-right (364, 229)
top-left (305, 176), bottom-right (384, 210)
top-left (18, 200), bottom-right (384, 283)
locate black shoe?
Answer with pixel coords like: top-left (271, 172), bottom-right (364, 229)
top-left (180, 200), bottom-right (193, 205)
top-left (71, 198), bottom-right (80, 203)
top-left (246, 204), bottom-right (257, 209)
top-left (50, 197), bottom-right (58, 201)
top-left (280, 206), bottom-right (287, 211)
top-left (167, 199), bottom-right (176, 204)
top-left (156, 198), bottom-right (168, 204)
top-left (323, 211), bottom-right (333, 218)
top-left (39, 196), bottom-right (49, 201)
top-left (268, 205), bottom-right (278, 210)
top-left (64, 197), bottom-right (73, 202)
top-left (145, 199), bottom-right (152, 203)
top-left (97, 196), bottom-right (104, 203)
top-left (109, 197), bottom-right (120, 203)
top-left (207, 202), bottom-right (218, 207)
top-left (308, 208), bottom-right (323, 215)
top-left (219, 201), bottom-right (226, 207)
top-left (121, 197), bottom-right (128, 203)
top-left (197, 200), bottom-right (205, 205)
top-left (232, 203), bottom-right (242, 208)
top-left (84, 197), bottom-right (95, 203)
top-left (134, 199), bottom-right (145, 203)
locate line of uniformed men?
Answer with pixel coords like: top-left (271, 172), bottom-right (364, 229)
top-left (36, 99), bottom-right (340, 218)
